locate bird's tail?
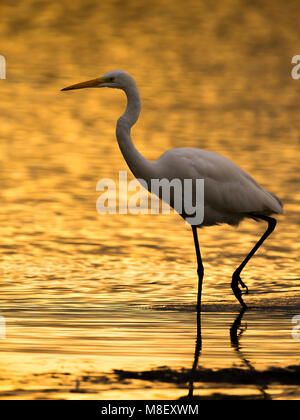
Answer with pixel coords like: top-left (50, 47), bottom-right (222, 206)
top-left (268, 191), bottom-right (283, 212)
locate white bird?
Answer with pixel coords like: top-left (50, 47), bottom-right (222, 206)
top-left (62, 70), bottom-right (283, 309)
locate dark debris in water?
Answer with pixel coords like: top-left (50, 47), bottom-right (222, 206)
top-left (114, 365), bottom-right (300, 386)
top-left (179, 393), bottom-right (266, 400)
top-left (150, 303), bottom-right (300, 313)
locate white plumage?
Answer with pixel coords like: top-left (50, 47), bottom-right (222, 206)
top-left (62, 69), bottom-right (283, 309)
top-left (155, 147), bottom-right (282, 226)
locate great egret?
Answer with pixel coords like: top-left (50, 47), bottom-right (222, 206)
top-left (61, 70), bottom-right (283, 309)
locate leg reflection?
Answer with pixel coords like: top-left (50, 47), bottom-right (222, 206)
top-left (230, 308), bottom-right (271, 400)
top-left (187, 305), bottom-right (202, 398)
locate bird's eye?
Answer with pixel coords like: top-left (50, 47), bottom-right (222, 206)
top-left (108, 77), bottom-right (114, 82)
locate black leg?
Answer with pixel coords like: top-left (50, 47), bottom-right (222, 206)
top-left (192, 226), bottom-right (204, 320)
top-left (231, 215), bottom-right (277, 308)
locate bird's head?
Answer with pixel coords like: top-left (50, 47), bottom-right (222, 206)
top-left (61, 70), bottom-right (136, 92)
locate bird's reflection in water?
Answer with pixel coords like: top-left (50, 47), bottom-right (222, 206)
top-left (185, 308), bottom-right (271, 400)
top-left (229, 308), bottom-right (271, 400)
top-left (187, 308), bottom-right (202, 398)
top-left (115, 308), bottom-right (298, 399)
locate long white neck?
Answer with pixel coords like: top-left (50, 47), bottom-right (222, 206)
top-left (116, 83), bottom-right (154, 181)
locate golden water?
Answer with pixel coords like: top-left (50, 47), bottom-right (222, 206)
top-left (0, 0), bottom-right (299, 399)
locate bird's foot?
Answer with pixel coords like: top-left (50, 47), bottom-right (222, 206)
top-left (235, 272), bottom-right (249, 295)
top-left (231, 273), bottom-right (248, 309)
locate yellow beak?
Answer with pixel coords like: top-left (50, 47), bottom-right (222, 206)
top-left (61, 76), bottom-right (106, 91)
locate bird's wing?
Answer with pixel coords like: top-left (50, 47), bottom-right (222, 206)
top-left (155, 148), bottom-right (282, 216)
